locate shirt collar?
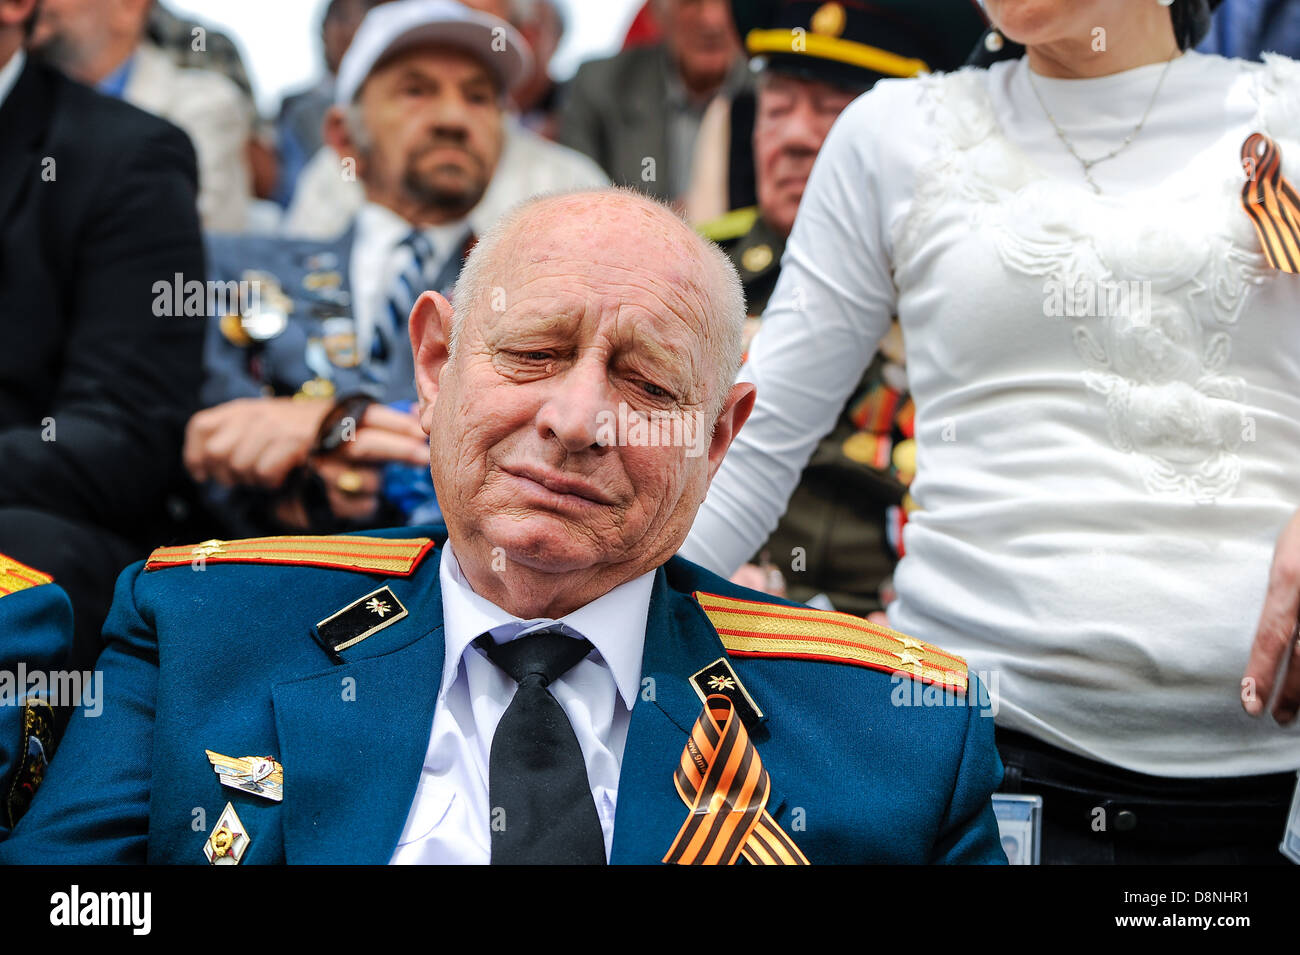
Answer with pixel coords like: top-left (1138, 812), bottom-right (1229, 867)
top-left (0, 49), bottom-right (25, 109)
top-left (96, 52), bottom-right (136, 99)
top-left (438, 542), bottom-right (653, 710)
top-left (355, 201), bottom-right (469, 266)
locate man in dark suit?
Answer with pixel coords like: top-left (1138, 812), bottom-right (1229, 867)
top-left (0, 189), bottom-right (1004, 864)
top-left (0, 0), bottom-right (205, 669)
top-left (559, 0), bottom-right (747, 203)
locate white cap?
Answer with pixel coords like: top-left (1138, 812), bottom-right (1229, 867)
top-left (335, 0), bottom-right (533, 106)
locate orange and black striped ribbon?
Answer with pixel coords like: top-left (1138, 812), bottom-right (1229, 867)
top-left (663, 694), bottom-right (809, 865)
top-left (1241, 132), bottom-right (1300, 274)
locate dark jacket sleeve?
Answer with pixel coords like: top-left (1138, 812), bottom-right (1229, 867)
top-left (930, 671), bottom-right (1008, 863)
top-left (0, 117), bottom-right (205, 539)
top-left (0, 563), bottom-right (156, 863)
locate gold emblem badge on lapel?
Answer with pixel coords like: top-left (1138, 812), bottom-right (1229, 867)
top-left (689, 657), bottom-right (764, 730)
top-left (204, 802), bottom-right (251, 865)
top-left (313, 585), bottom-right (408, 663)
top-left (206, 750), bottom-right (284, 802)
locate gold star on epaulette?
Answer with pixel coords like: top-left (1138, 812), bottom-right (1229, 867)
top-left (897, 650), bottom-right (924, 672)
top-left (695, 592), bottom-right (968, 692)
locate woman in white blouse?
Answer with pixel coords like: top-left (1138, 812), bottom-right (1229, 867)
top-left (682, 0), bottom-right (1300, 862)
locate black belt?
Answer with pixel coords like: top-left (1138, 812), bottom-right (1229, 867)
top-left (995, 728), bottom-right (1295, 844)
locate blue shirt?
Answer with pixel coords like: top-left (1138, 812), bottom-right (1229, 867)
top-left (96, 54), bottom-right (135, 100)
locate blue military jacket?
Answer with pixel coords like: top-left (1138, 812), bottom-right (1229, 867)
top-left (0, 526), bottom-right (1005, 864)
top-left (0, 557), bottom-right (72, 841)
top-left (202, 224), bottom-right (468, 408)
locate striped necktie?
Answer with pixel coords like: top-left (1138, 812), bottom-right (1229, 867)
top-left (372, 229), bottom-right (436, 366)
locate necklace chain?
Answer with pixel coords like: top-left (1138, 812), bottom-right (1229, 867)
top-left (1027, 51), bottom-right (1180, 195)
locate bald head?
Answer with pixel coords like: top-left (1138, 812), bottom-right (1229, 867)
top-left (453, 189), bottom-right (747, 417)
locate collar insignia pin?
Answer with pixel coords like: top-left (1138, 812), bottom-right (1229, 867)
top-left (314, 585), bottom-right (408, 661)
top-left (690, 656), bottom-right (765, 730)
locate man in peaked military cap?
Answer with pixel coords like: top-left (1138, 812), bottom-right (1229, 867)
top-left (700, 0), bottom-right (986, 615)
top-left (1, 189), bottom-right (1004, 865)
top-left (186, 0), bottom-right (533, 538)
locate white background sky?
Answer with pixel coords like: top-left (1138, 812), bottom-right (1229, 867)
top-left (166, 0), bottom-right (644, 115)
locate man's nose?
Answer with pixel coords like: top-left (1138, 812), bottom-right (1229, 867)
top-left (430, 123), bottom-right (468, 143)
top-left (424, 94), bottom-right (472, 134)
top-left (534, 362), bottom-right (614, 454)
top-left (780, 97), bottom-right (823, 152)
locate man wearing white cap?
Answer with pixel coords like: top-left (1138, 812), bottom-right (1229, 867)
top-left (282, 0), bottom-right (607, 238)
top-left (187, 0), bottom-right (601, 538)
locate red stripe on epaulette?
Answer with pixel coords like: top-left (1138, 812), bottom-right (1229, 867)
top-left (695, 590), bottom-right (968, 692)
top-left (0, 554), bottom-right (54, 597)
top-left (145, 536), bottom-right (436, 577)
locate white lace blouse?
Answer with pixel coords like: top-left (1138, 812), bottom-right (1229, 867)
top-left (682, 51), bottom-right (1300, 777)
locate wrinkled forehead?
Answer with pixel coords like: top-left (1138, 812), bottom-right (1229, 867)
top-left (516, 202), bottom-right (703, 272)
top-left (482, 206), bottom-right (716, 338)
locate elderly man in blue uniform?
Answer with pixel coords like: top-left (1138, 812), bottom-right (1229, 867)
top-left (186, 0), bottom-right (532, 537)
top-left (1, 189), bottom-right (1004, 865)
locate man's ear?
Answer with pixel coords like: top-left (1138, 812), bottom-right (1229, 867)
top-left (705, 382), bottom-right (757, 482)
top-left (322, 105), bottom-right (361, 165)
top-left (410, 290), bottom-right (454, 433)
top-left (3, 0), bottom-right (37, 30)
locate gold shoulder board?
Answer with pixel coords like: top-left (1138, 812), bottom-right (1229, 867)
top-left (695, 591), bottom-right (967, 692)
top-left (146, 535), bottom-right (435, 577)
top-left (696, 206), bottom-right (760, 243)
top-left (0, 553), bottom-right (54, 598)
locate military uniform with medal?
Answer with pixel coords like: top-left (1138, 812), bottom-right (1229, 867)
top-left (698, 0), bottom-right (985, 615)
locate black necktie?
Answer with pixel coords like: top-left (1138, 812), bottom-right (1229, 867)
top-left (478, 628), bottom-right (608, 865)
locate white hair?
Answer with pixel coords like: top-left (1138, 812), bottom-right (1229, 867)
top-left (451, 188), bottom-right (746, 418)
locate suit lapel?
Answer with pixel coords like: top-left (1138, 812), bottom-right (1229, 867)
top-left (0, 59), bottom-right (52, 248)
top-left (272, 548), bottom-right (445, 864)
top-left (610, 566), bottom-right (787, 864)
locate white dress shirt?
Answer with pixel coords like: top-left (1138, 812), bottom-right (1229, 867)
top-left (348, 202), bottom-right (469, 360)
top-left (0, 49), bottom-right (23, 109)
top-left (683, 51), bottom-right (1300, 777)
top-left (389, 544), bottom-right (653, 864)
